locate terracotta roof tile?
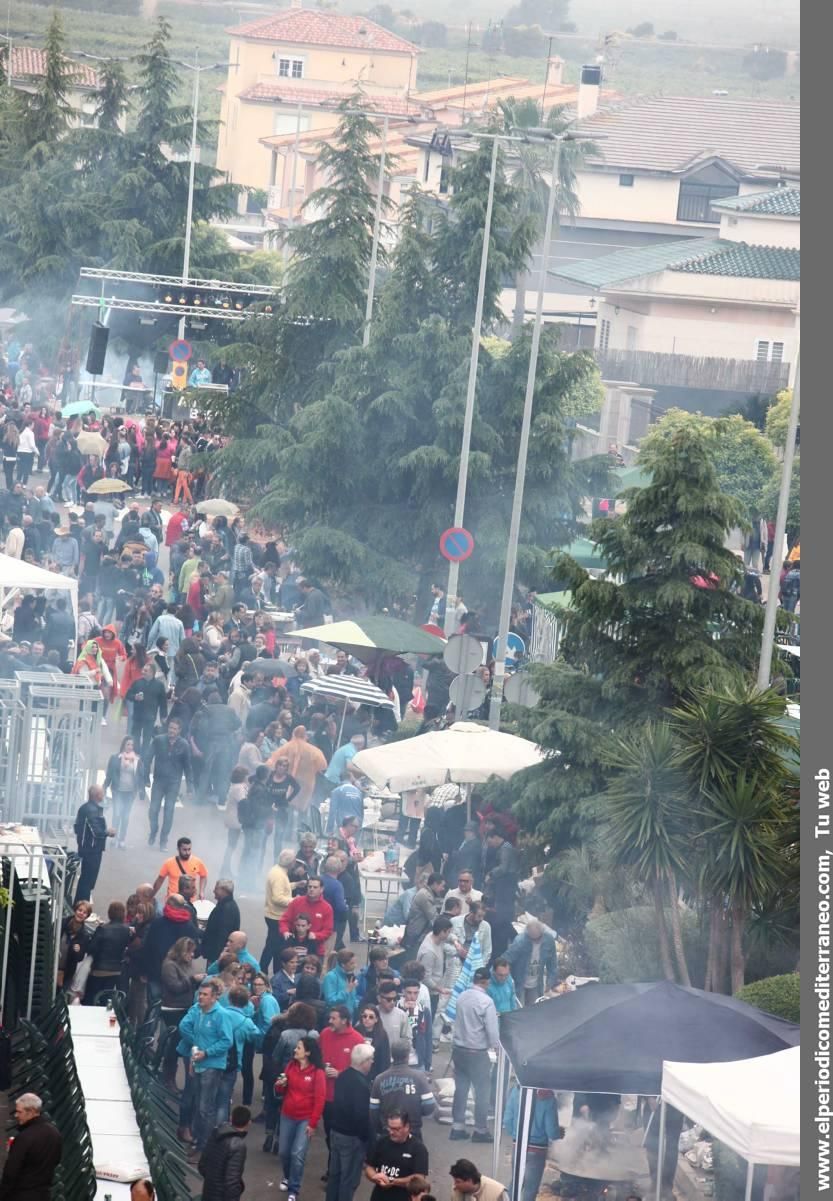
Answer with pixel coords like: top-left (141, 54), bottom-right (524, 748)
top-left (238, 82), bottom-right (430, 117)
top-left (11, 45), bottom-right (99, 88)
top-left (575, 95), bottom-right (800, 176)
top-left (229, 9), bottom-right (418, 55)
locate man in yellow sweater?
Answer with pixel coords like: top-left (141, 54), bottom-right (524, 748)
top-left (261, 848), bottom-right (295, 972)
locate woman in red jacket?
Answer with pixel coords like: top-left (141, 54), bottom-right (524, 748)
top-left (276, 1036), bottom-right (326, 1201)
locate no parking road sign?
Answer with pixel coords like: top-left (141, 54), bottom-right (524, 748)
top-left (439, 526), bottom-right (475, 563)
top-left (168, 339), bottom-right (193, 362)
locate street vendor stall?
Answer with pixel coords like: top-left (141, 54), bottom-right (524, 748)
top-left (0, 553), bottom-right (79, 643)
top-left (658, 1047), bottom-right (799, 1201)
top-left (497, 981), bottom-right (799, 1200)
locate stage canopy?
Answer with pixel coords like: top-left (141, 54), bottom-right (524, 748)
top-left (661, 1047), bottom-right (800, 1167)
top-left (499, 980), bottom-right (799, 1095)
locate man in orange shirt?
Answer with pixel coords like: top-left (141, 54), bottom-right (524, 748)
top-left (152, 835), bottom-right (208, 900)
top-left (269, 726), bottom-right (326, 812)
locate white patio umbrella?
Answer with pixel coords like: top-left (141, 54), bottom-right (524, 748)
top-left (351, 721), bottom-right (545, 793)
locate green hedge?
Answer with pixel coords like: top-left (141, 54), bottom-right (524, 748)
top-left (734, 972), bottom-right (800, 1023)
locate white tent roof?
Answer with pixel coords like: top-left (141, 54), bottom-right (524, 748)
top-left (352, 720), bottom-right (545, 792)
top-left (0, 553), bottom-right (79, 635)
top-left (661, 1046), bottom-right (800, 1166)
top-left (0, 553), bottom-right (78, 598)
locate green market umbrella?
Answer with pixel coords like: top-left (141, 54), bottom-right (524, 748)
top-left (62, 400), bottom-right (101, 419)
top-left (296, 616), bottom-right (446, 658)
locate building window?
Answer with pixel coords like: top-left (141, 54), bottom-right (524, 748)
top-left (626, 324), bottom-right (637, 351)
top-left (619, 173), bottom-right (634, 187)
top-left (599, 318), bottom-right (611, 351)
top-left (278, 57), bottom-right (304, 78)
top-left (756, 340), bottom-right (786, 363)
top-left (677, 180), bottom-right (739, 223)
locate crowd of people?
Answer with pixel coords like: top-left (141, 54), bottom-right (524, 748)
top-left (55, 800), bottom-right (571, 1201)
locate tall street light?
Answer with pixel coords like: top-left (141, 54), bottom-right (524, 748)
top-left (173, 52), bottom-right (226, 341)
top-left (487, 128), bottom-right (596, 730)
top-left (756, 347), bottom-right (800, 689)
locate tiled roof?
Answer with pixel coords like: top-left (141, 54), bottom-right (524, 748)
top-left (712, 187), bottom-right (800, 217)
top-left (553, 237), bottom-right (800, 288)
top-left (11, 45), bottom-right (99, 88)
top-left (229, 9), bottom-right (418, 55)
top-left (238, 82), bottom-right (429, 117)
top-left (575, 95), bottom-right (800, 176)
top-left (673, 241), bottom-right (800, 280)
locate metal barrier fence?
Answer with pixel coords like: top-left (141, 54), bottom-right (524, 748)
top-left (0, 836), bottom-right (68, 1024)
top-left (0, 672), bottom-right (102, 835)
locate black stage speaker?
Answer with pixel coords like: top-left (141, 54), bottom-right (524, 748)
top-left (85, 322), bottom-right (109, 375)
top-left (153, 350), bottom-right (169, 375)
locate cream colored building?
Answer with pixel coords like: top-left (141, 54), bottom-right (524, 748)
top-left (217, 4), bottom-right (421, 189)
top-left (10, 45), bottom-right (102, 126)
top-left (551, 186), bottom-right (799, 406)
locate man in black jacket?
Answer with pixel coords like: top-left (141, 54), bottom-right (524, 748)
top-left (200, 879), bottom-right (241, 963)
top-left (125, 663), bottom-right (169, 759)
top-left (198, 1104), bottom-right (250, 1201)
top-left (0, 1092), bottom-right (63, 1201)
top-left (74, 784), bottom-right (115, 903)
top-left (326, 1043), bottom-right (374, 1201)
top-left (144, 717), bottom-right (193, 849)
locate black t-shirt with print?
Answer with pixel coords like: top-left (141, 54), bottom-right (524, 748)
top-left (368, 1135), bottom-right (429, 1201)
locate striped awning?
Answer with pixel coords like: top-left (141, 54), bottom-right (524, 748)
top-left (300, 677), bottom-right (394, 709)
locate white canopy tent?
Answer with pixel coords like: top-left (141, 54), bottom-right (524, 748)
top-left (0, 553), bottom-right (79, 642)
top-left (352, 720), bottom-right (545, 792)
top-left (659, 1047), bottom-right (800, 1201)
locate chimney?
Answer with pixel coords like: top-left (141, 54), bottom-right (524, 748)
top-left (546, 55), bottom-right (565, 86)
top-left (577, 63), bottom-right (602, 118)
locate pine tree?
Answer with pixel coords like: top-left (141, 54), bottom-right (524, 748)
top-left (511, 422), bottom-right (765, 852)
top-left (16, 11), bottom-right (76, 161)
top-left (285, 97), bottom-right (393, 325)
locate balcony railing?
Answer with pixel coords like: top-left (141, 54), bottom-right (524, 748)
top-left (594, 349), bottom-right (790, 393)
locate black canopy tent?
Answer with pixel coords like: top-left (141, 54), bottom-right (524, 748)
top-left (495, 982), bottom-right (800, 1200)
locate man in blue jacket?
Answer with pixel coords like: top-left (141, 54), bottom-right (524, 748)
top-left (73, 784), bottom-right (115, 902)
top-left (504, 921), bottom-right (558, 1006)
top-left (215, 985), bottom-right (260, 1129)
top-left (487, 958), bottom-right (519, 1015)
top-left (177, 980), bottom-right (233, 1152)
top-left (503, 1085), bottom-right (560, 1201)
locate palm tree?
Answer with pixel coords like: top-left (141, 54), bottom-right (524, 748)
top-left (497, 100), bottom-right (599, 337)
top-left (697, 770), bottom-right (790, 992)
top-left (600, 723), bottom-right (690, 984)
top-left (670, 684), bottom-right (798, 992)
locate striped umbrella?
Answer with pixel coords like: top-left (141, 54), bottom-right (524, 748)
top-left (301, 675), bottom-right (394, 743)
top-left (300, 677), bottom-right (394, 709)
top-left (444, 930), bottom-right (483, 1023)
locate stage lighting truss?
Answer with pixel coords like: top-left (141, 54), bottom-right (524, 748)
top-left (72, 268), bottom-right (277, 322)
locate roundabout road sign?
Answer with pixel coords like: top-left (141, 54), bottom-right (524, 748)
top-left (439, 527), bottom-right (474, 563)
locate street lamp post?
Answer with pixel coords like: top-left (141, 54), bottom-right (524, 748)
top-left (756, 348), bottom-right (800, 690)
top-left (174, 53), bottom-right (225, 342)
top-left (487, 130), bottom-right (562, 728)
top-left (444, 134), bottom-right (500, 635)
top-left (363, 113), bottom-right (389, 348)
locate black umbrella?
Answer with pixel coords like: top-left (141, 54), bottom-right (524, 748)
top-left (249, 658), bottom-right (296, 678)
top-left (499, 980), bottom-right (799, 1095)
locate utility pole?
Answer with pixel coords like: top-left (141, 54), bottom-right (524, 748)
top-left (757, 349), bottom-right (800, 689)
top-left (444, 135), bottom-right (500, 635)
top-left (488, 133), bottom-right (562, 728)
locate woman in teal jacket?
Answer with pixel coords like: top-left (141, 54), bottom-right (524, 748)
top-left (242, 972), bottom-right (281, 1108)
